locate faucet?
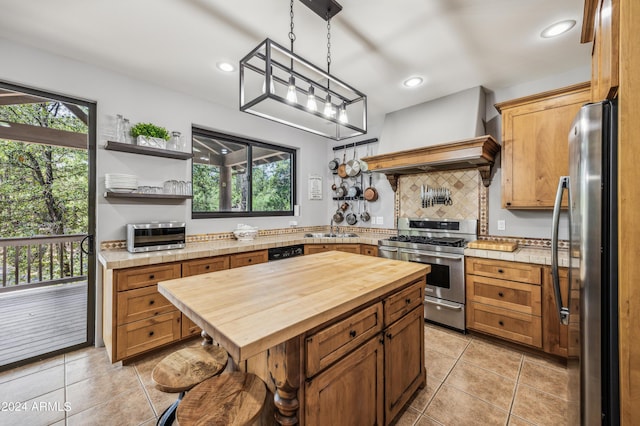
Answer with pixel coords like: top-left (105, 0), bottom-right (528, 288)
top-left (330, 218), bottom-right (336, 236)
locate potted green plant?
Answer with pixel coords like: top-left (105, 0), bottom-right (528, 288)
top-left (130, 122), bottom-right (170, 149)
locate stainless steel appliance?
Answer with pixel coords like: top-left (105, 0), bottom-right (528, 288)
top-left (378, 218), bottom-right (477, 331)
top-left (268, 244), bottom-right (304, 261)
top-left (126, 222), bottom-right (186, 253)
top-left (552, 100), bottom-right (619, 425)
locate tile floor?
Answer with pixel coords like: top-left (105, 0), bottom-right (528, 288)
top-left (0, 323), bottom-right (576, 426)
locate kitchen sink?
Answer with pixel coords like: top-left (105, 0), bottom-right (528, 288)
top-left (304, 233), bottom-right (358, 238)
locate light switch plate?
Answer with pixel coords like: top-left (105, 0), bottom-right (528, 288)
top-left (497, 220), bottom-right (506, 231)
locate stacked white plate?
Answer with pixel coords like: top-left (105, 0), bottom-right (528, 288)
top-left (105, 173), bottom-right (138, 193)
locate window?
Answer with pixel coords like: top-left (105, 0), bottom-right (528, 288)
top-left (191, 128), bottom-right (296, 218)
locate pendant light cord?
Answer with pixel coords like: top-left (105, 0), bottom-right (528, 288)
top-left (289, 0), bottom-right (295, 69)
top-left (326, 13), bottom-right (331, 91)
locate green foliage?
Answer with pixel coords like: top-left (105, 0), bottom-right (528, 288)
top-left (130, 122), bottom-right (170, 140)
top-left (0, 101), bottom-right (88, 284)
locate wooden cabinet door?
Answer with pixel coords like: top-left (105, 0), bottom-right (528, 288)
top-left (591, 0), bottom-right (619, 101)
top-left (305, 336), bottom-right (384, 426)
top-left (542, 266), bottom-right (570, 357)
top-left (497, 83), bottom-right (591, 209)
top-left (384, 307), bottom-right (425, 423)
top-left (361, 244), bottom-right (378, 257)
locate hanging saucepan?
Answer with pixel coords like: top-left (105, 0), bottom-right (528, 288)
top-left (363, 173), bottom-right (378, 202)
top-left (358, 145), bottom-right (369, 173)
top-left (333, 200), bottom-right (344, 223)
top-left (347, 183), bottom-right (361, 198)
top-left (346, 209), bottom-right (358, 225)
top-left (346, 145), bottom-right (361, 177)
top-left (328, 154), bottom-right (340, 172)
top-left (360, 199), bottom-right (371, 222)
top-left (335, 181), bottom-right (347, 198)
top-left (340, 201), bottom-right (350, 211)
top-left (337, 147), bottom-right (348, 178)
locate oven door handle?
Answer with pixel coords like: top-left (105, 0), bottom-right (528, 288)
top-left (424, 298), bottom-right (463, 311)
top-left (400, 249), bottom-right (463, 261)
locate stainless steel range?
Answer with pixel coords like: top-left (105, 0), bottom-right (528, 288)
top-left (378, 218), bottom-right (477, 332)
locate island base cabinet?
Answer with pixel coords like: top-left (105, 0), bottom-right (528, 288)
top-left (384, 307), bottom-right (425, 422)
top-left (305, 336), bottom-right (384, 426)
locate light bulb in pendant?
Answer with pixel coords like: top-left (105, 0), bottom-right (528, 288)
top-left (323, 95), bottom-right (334, 117)
top-left (286, 75), bottom-right (298, 103)
top-left (306, 86), bottom-right (317, 111)
top-left (262, 67), bottom-right (275, 94)
top-left (338, 102), bottom-right (348, 124)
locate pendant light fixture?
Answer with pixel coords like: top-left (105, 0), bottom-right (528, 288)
top-left (239, 0), bottom-right (367, 140)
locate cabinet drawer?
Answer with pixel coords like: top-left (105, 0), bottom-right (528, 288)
top-left (304, 244), bottom-right (334, 255)
top-left (115, 263), bottom-right (181, 291)
top-left (384, 280), bottom-right (425, 326)
top-left (115, 311), bottom-right (182, 360)
top-left (182, 256), bottom-right (230, 277)
top-left (467, 302), bottom-right (542, 348)
top-left (116, 285), bottom-right (176, 324)
top-left (229, 250), bottom-right (268, 268)
top-left (306, 302), bottom-right (383, 377)
top-left (334, 244), bottom-right (360, 254)
top-left (466, 257), bottom-right (541, 285)
top-left (466, 275), bottom-right (541, 316)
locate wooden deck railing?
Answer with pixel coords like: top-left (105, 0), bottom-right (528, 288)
top-left (0, 234), bottom-right (88, 291)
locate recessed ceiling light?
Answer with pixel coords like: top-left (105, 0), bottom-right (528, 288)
top-left (216, 62), bottom-right (235, 72)
top-left (540, 19), bottom-right (576, 38)
top-left (403, 77), bottom-right (424, 88)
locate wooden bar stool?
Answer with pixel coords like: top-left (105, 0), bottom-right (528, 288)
top-left (152, 334), bottom-right (228, 426)
top-left (176, 372), bottom-right (267, 426)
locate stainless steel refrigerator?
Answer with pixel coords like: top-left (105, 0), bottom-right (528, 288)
top-left (552, 100), bottom-right (619, 425)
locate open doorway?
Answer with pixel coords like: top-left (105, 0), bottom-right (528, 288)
top-left (0, 81), bottom-right (96, 370)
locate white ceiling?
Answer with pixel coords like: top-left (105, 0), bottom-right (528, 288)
top-left (0, 0), bottom-right (591, 118)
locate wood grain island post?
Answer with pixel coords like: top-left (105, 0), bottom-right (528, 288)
top-left (158, 251), bottom-right (429, 425)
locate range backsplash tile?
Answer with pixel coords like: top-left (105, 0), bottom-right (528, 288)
top-left (398, 169), bottom-right (481, 221)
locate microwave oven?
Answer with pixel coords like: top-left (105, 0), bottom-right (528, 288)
top-left (126, 222), bottom-right (186, 253)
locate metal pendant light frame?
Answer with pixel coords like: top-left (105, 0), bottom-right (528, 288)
top-left (239, 1), bottom-right (367, 140)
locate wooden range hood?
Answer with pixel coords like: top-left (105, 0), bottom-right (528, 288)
top-left (361, 135), bottom-right (500, 191)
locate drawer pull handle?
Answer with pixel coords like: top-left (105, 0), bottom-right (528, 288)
top-left (405, 298), bottom-right (411, 304)
top-left (386, 332), bottom-right (393, 340)
top-left (497, 269), bottom-right (504, 274)
top-left (205, 265), bottom-right (210, 270)
top-left (149, 274), bottom-right (155, 279)
top-left (498, 321), bottom-right (504, 326)
top-left (349, 330), bottom-right (357, 338)
top-left (149, 300), bottom-right (155, 305)
top-left (149, 331), bottom-right (155, 337)
top-left (248, 259), bottom-right (252, 262)
top-left (498, 292), bottom-right (504, 297)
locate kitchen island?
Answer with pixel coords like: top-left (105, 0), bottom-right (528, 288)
top-left (158, 250), bottom-right (429, 425)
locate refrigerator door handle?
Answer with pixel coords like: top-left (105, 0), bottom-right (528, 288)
top-left (552, 176), bottom-right (571, 326)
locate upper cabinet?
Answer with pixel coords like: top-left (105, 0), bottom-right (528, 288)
top-left (495, 82), bottom-right (591, 209)
top-left (584, 0), bottom-right (619, 101)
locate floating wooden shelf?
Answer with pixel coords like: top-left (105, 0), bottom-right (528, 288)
top-left (105, 140), bottom-right (193, 160)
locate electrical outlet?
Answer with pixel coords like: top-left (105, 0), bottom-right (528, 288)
top-left (497, 220), bottom-right (506, 231)
top-left (377, 216), bottom-right (384, 225)
top-left (289, 220), bottom-right (298, 227)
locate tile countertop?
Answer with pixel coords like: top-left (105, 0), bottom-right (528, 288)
top-left (98, 232), bottom-right (390, 270)
top-left (464, 246), bottom-right (571, 267)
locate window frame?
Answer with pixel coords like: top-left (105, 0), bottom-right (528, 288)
top-left (191, 127), bottom-right (296, 219)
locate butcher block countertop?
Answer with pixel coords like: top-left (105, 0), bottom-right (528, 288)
top-left (158, 250), bottom-right (429, 363)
